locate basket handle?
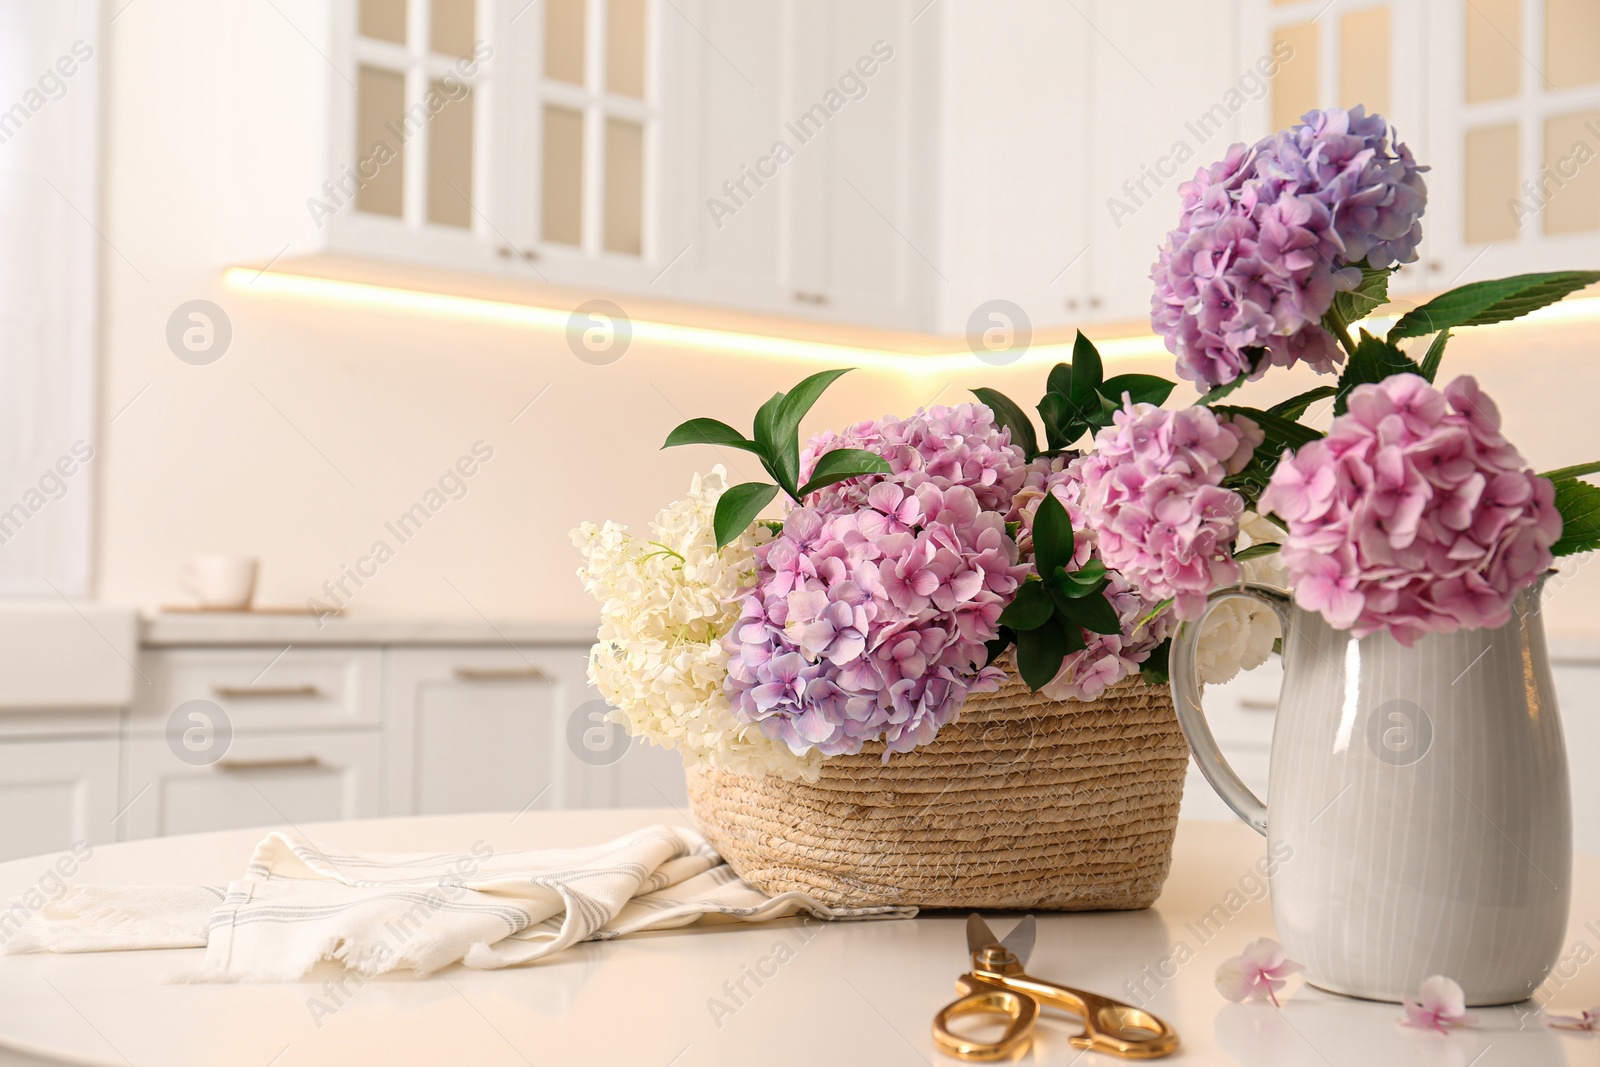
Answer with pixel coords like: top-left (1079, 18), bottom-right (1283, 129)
top-left (1169, 584), bottom-right (1291, 837)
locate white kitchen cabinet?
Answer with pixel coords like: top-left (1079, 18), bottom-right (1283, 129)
top-left (131, 648), bottom-right (383, 732)
top-left (118, 731), bottom-right (383, 840)
top-left (1551, 662), bottom-right (1600, 856)
top-left (1084, 0), bottom-right (1239, 324)
top-left (0, 738), bottom-right (119, 862)
top-left (385, 645), bottom-right (686, 816)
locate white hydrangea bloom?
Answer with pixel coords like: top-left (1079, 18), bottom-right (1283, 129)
top-left (1195, 511), bottom-right (1288, 685)
top-left (571, 467), bottom-right (822, 781)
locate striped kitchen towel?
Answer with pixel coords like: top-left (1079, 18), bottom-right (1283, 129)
top-left (2, 825), bottom-right (913, 981)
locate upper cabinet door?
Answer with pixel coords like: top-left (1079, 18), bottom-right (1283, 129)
top-left (933, 0), bottom-right (1092, 336)
top-left (1086, 0), bottom-right (1241, 325)
top-left (1423, 0), bottom-right (1600, 286)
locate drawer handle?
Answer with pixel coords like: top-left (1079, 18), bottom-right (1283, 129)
top-left (453, 666), bottom-right (549, 682)
top-left (213, 755), bottom-right (323, 771)
top-left (1238, 698), bottom-right (1278, 712)
top-left (213, 685), bottom-right (323, 699)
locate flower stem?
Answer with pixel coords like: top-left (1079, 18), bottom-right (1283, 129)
top-left (1323, 307), bottom-right (1359, 359)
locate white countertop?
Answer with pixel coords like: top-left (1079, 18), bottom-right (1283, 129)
top-left (140, 613), bottom-right (598, 647)
top-left (0, 812), bottom-right (1596, 1066)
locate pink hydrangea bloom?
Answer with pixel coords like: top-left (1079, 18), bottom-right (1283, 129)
top-left (1075, 403), bottom-right (1260, 621)
top-left (1152, 106), bottom-right (1428, 388)
top-left (1400, 975), bottom-right (1475, 1032)
top-left (1215, 938), bottom-right (1304, 1006)
top-left (1260, 374), bottom-right (1560, 646)
top-left (799, 403), bottom-right (1027, 514)
top-left (724, 481), bottom-right (1027, 758)
top-left (1008, 457), bottom-right (1173, 700)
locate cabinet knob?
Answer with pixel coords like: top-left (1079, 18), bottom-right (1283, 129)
top-left (1064, 298), bottom-right (1079, 311)
top-left (792, 291), bottom-right (829, 306)
top-left (1088, 295), bottom-right (1103, 309)
top-left (1428, 259), bottom-right (1443, 273)
top-left (497, 246), bottom-right (514, 259)
top-left (520, 249), bottom-right (540, 263)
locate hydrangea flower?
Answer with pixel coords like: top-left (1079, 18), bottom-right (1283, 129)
top-left (1215, 938), bottom-right (1304, 1005)
top-left (799, 403), bottom-right (1027, 514)
top-left (1193, 512), bottom-right (1287, 686)
top-left (724, 480), bottom-right (1027, 758)
top-left (1152, 106), bottom-right (1428, 388)
top-left (572, 467), bottom-right (822, 780)
top-left (1260, 374), bottom-right (1561, 646)
top-left (1400, 975), bottom-right (1475, 1032)
top-left (1007, 457), bottom-right (1173, 701)
top-left (1075, 402), bottom-right (1261, 621)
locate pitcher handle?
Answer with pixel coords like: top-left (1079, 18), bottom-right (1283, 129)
top-left (1169, 584), bottom-right (1292, 837)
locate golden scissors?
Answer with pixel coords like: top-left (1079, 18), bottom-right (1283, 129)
top-left (932, 914), bottom-right (1180, 1061)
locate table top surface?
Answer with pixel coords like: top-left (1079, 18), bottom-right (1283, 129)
top-left (0, 811), bottom-right (1595, 1067)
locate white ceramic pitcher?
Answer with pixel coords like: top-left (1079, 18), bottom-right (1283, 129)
top-left (1171, 580), bottom-right (1571, 1005)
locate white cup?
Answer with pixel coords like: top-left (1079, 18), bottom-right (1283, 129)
top-left (178, 554), bottom-right (258, 611)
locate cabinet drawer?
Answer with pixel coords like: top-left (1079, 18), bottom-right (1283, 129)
top-left (132, 648), bottom-right (382, 731)
top-left (118, 730), bottom-right (382, 841)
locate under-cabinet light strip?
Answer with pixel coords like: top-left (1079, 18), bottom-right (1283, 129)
top-left (224, 267), bottom-right (1600, 376)
top-left (222, 267), bottom-right (1169, 373)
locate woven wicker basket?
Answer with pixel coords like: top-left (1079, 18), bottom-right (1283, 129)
top-left (686, 660), bottom-right (1189, 911)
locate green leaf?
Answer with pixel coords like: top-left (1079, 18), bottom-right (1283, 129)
top-left (712, 482), bottom-right (779, 549)
top-left (1211, 406), bottom-right (1325, 451)
top-left (1542, 461), bottom-right (1600, 482)
top-left (1066, 331), bottom-right (1104, 422)
top-left (1233, 542), bottom-right (1282, 562)
top-left (1418, 328), bottom-right (1452, 383)
top-left (1066, 589), bottom-right (1122, 636)
top-left (1330, 263), bottom-right (1396, 325)
top-left (1388, 271), bottom-right (1600, 341)
top-left (752, 392), bottom-right (794, 493)
top-left (1037, 392), bottom-right (1077, 452)
top-left (1046, 362), bottom-right (1073, 398)
top-left (1140, 639), bottom-right (1172, 686)
top-left (1031, 494), bottom-right (1076, 580)
top-left (1265, 386), bottom-right (1338, 421)
top-left (998, 580), bottom-right (1053, 631)
top-left (796, 448), bottom-right (892, 497)
top-left (1015, 618), bottom-right (1068, 691)
top-left (1551, 477), bottom-right (1600, 558)
top-left (1333, 331), bottom-right (1422, 415)
top-left (983, 626), bottom-right (1016, 668)
top-left (1195, 367), bottom-right (1255, 407)
top-left (971, 387), bottom-right (1039, 460)
top-left (1134, 598), bottom-right (1174, 636)
top-left (1055, 559), bottom-right (1108, 596)
top-left (1100, 374), bottom-right (1176, 409)
top-left (662, 417), bottom-right (763, 454)
top-left (774, 369), bottom-right (851, 450)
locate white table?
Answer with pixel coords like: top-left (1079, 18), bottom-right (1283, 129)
top-left (0, 812), bottom-right (1595, 1066)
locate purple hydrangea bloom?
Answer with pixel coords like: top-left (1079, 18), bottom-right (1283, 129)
top-left (1151, 106), bottom-right (1428, 389)
top-left (724, 481), bottom-right (1027, 759)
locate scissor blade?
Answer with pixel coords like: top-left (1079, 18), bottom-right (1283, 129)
top-left (965, 913), bottom-right (1001, 953)
top-left (1000, 915), bottom-right (1037, 966)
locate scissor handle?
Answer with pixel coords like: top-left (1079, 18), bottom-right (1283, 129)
top-left (932, 974), bottom-right (1039, 1061)
top-left (1006, 974), bottom-right (1180, 1059)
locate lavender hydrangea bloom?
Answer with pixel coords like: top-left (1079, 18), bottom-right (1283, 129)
top-left (724, 481), bottom-right (1027, 759)
top-left (1152, 106), bottom-right (1428, 389)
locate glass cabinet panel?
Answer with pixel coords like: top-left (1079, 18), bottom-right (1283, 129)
top-left (356, 66), bottom-right (406, 218)
top-left (1339, 6), bottom-right (1390, 116)
top-left (1546, 0), bottom-right (1600, 90)
top-left (428, 82), bottom-right (474, 229)
top-left (431, 0), bottom-right (476, 59)
top-left (606, 0), bottom-right (647, 98)
top-left (545, 0), bottom-right (586, 85)
top-left (1465, 0), bottom-right (1520, 103)
top-left (1465, 122), bottom-right (1520, 243)
top-left (359, 0), bottom-right (406, 44)
top-left (603, 117), bottom-right (643, 254)
top-left (1272, 21), bottom-right (1318, 130)
top-left (542, 106), bottom-right (585, 245)
top-left (1543, 110), bottom-right (1600, 235)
